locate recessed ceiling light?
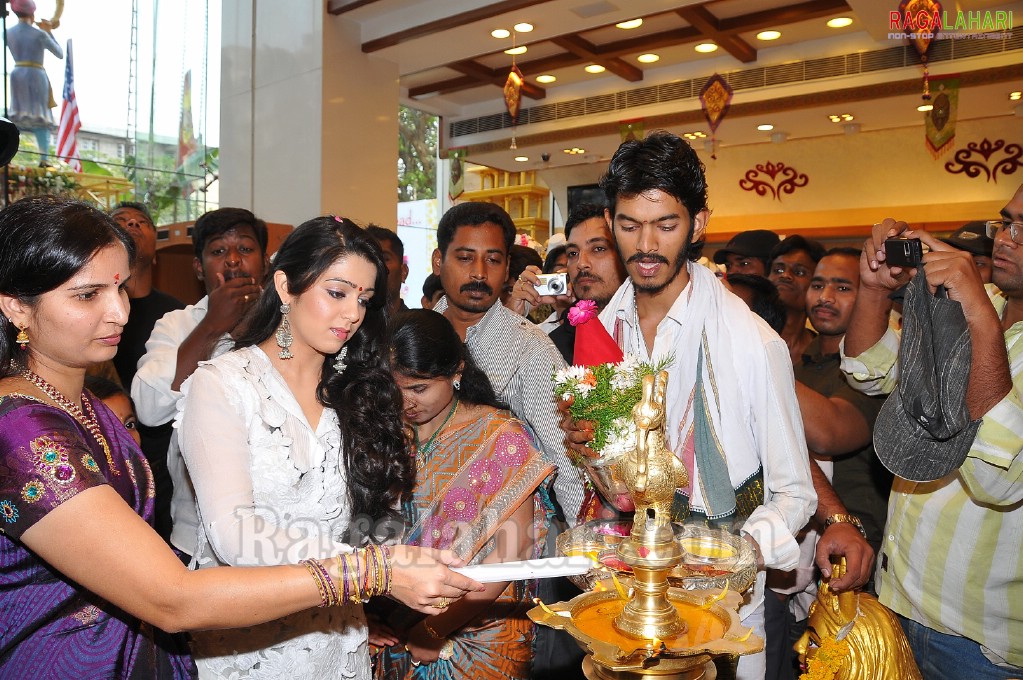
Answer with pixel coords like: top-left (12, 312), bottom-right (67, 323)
top-left (637, 53), bottom-right (660, 63)
top-left (917, 103), bottom-right (933, 112)
top-left (757, 30), bottom-right (781, 40)
top-left (491, 29), bottom-right (510, 39)
top-left (616, 18), bottom-right (643, 30)
top-left (505, 46), bottom-right (527, 55)
top-left (828, 113), bottom-right (855, 122)
top-left (683, 131), bottom-right (707, 139)
top-left (563, 147), bottom-right (586, 155)
top-left (694, 43), bottom-right (718, 53)
top-left (827, 17), bottom-right (853, 28)
top-left (514, 156), bottom-right (529, 162)
top-left (757, 124), bottom-right (774, 131)
top-left (1010, 91), bottom-right (1022, 101)
top-left (536, 74), bottom-right (556, 83)
top-left (585, 64), bottom-right (606, 74)
top-left (514, 22), bottom-right (534, 33)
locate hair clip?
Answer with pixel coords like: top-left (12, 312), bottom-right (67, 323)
top-left (334, 215), bottom-right (342, 223)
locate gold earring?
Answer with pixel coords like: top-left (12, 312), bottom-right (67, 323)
top-left (16, 325), bottom-right (28, 350)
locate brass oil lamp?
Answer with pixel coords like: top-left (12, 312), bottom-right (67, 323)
top-left (529, 371), bottom-right (763, 679)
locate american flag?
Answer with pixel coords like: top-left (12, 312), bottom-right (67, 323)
top-left (56, 39), bottom-right (81, 172)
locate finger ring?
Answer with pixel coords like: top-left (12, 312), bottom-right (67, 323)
top-left (436, 597), bottom-right (450, 609)
top-left (405, 644), bottom-right (420, 666)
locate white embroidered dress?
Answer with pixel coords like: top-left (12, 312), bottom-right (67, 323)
top-left (176, 345), bottom-right (370, 679)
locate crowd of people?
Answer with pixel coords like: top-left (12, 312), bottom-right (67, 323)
top-left (0, 129), bottom-right (1020, 680)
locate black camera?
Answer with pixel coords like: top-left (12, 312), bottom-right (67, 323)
top-left (884, 238), bottom-right (923, 268)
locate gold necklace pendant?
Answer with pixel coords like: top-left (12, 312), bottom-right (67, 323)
top-left (22, 370), bottom-right (120, 476)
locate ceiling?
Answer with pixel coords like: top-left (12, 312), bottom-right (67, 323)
top-left (328, 0), bottom-right (1023, 171)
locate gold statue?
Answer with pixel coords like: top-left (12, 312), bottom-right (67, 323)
top-left (619, 370), bottom-right (689, 535)
top-left (795, 560), bottom-right (922, 680)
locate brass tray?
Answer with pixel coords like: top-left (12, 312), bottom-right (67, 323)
top-left (557, 520), bottom-right (757, 594)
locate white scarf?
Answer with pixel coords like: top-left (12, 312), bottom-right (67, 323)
top-left (600, 263), bottom-right (770, 520)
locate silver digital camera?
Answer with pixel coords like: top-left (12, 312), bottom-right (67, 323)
top-left (534, 272), bottom-right (568, 296)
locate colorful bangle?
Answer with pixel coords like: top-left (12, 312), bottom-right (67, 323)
top-left (301, 558), bottom-right (330, 608)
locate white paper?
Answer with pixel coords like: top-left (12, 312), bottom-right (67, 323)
top-left (452, 556), bottom-right (594, 583)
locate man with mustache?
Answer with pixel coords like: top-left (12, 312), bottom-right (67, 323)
top-left (431, 202), bottom-right (584, 528)
top-left (840, 183), bottom-right (1023, 678)
top-left (132, 207), bottom-right (268, 559)
top-left (510, 203), bottom-right (627, 365)
top-left (562, 131), bottom-right (816, 679)
top-left (765, 247), bottom-right (889, 680)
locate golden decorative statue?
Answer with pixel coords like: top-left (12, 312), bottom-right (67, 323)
top-left (795, 560), bottom-right (922, 680)
top-left (618, 371), bottom-right (689, 536)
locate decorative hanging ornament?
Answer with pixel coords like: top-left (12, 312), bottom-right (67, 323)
top-left (504, 30), bottom-right (525, 151)
top-left (505, 65), bottom-right (524, 150)
top-left (899, 0), bottom-right (942, 102)
top-left (699, 73), bottom-right (733, 160)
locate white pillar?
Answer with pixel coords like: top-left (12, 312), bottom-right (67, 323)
top-left (220, 1), bottom-right (398, 227)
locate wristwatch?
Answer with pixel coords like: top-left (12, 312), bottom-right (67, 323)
top-left (824, 513), bottom-right (867, 538)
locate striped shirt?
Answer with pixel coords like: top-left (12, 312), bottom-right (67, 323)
top-left (434, 297), bottom-right (586, 524)
top-left (841, 284), bottom-right (1023, 667)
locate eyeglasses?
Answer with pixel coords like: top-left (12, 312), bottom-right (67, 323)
top-left (985, 219), bottom-right (1023, 244)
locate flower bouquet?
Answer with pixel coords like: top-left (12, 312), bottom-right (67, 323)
top-left (554, 352), bottom-right (672, 511)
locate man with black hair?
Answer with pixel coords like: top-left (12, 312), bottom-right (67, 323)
top-left (109, 201), bottom-right (185, 542)
top-left (420, 273), bottom-right (444, 309)
top-left (367, 225), bottom-right (409, 315)
top-left (713, 229), bottom-right (781, 277)
top-left (563, 131), bottom-right (816, 678)
top-left (768, 235), bottom-right (827, 362)
top-left (111, 202), bottom-right (185, 388)
top-left (132, 207), bottom-right (268, 558)
top-left (431, 201), bottom-right (583, 525)
top-left (547, 203), bottom-right (626, 364)
top-left (841, 185), bottom-right (1023, 677)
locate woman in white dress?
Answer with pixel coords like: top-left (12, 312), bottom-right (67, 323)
top-left (177, 216), bottom-right (470, 678)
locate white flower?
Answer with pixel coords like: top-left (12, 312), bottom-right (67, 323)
top-left (575, 381), bottom-right (594, 398)
top-left (554, 364), bottom-right (588, 387)
top-left (600, 416), bottom-right (637, 459)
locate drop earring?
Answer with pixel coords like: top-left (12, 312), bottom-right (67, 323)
top-left (333, 346), bottom-right (348, 375)
top-left (276, 303), bottom-right (293, 359)
top-left (452, 378), bottom-right (461, 391)
top-left (16, 325), bottom-right (29, 351)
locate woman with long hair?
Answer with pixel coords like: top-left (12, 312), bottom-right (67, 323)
top-left (374, 309), bottom-right (554, 680)
top-left (0, 199), bottom-right (478, 678)
top-left (175, 216), bottom-right (480, 678)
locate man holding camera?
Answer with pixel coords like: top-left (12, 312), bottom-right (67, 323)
top-left (431, 201), bottom-right (585, 525)
top-left (840, 182), bottom-right (1023, 678)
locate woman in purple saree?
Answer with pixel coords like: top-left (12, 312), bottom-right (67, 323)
top-left (0, 198), bottom-right (480, 678)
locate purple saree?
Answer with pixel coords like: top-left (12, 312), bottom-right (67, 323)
top-left (0, 392), bottom-right (195, 678)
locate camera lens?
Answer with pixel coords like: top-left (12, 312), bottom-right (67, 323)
top-left (549, 279), bottom-right (563, 293)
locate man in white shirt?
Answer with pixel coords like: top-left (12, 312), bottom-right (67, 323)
top-left (564, 131), bottom-right (816, 678)
top-left (131, 208), bottom-right (268, 559)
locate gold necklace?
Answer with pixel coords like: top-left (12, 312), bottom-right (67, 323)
top-left (414, 399), bottom-right (459, 470)
top-left (22, 370), bottom-right (119, 476)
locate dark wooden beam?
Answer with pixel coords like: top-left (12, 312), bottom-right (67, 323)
top-left (404, 0), bottom-right (846, 99)
top-left (676, 5), bottom-right (757, 63)
top-left (448, 60), bottom-right (546, 99)
top-left (550, 35), bottom-right (642, 82)
top-left (362, 0), bottom-right (552, 52)
top-left (326, 0), bottom-right (383, 15)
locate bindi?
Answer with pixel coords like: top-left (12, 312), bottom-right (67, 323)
top-left (114, 273), bottom-right (120, 284)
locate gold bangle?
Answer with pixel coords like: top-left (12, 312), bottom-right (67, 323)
top-left (423, 621), bottom-right (446, 640)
